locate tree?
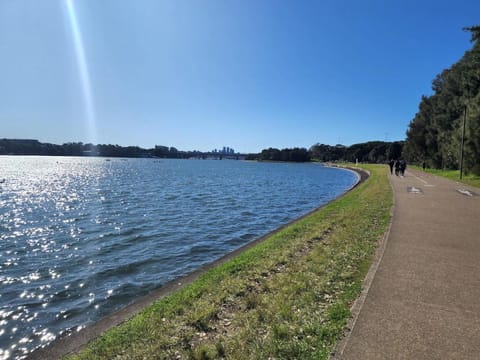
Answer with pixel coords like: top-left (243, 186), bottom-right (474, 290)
top-left (386, 142), bottom-right (403, 160)
top-left (405, 25), bottom-right (480, 174)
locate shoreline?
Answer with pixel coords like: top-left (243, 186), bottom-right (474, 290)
top-left (28, 166), bottom-right (368, 360)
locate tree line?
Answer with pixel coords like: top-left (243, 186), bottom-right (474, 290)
top-left (310, 141), bottom-right (403, 163)
top-left (404, 26), bottom-right (480, 174)
top-left (0, 139), bottom-right (205, 159)
top-left (2, 139), bottom-right (405, 164)
top-left (246, 147), bottom-right (311, 162)
top-left (246, 141), bottom-right (404, 163)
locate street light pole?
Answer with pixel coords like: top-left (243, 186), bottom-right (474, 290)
top-left (459, 104), bottom-right (467, 180)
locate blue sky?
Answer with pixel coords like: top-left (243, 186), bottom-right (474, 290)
top-left (1, 0), bottom-right (479, 153)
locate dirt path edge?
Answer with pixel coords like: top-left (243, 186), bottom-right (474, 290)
top-left (329, 169), bottom-right (394, 359)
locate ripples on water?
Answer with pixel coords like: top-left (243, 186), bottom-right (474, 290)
top-left (0, 156), bottom-right (357, 359)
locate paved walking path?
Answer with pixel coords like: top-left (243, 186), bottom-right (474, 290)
top-left (339, 169), bottom-right (480, 359)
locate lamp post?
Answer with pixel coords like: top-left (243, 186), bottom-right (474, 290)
top-left (459, 104), bottom-right (467, 180)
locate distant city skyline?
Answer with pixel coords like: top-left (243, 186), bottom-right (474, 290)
top-left (212, 146), bottom-right (235, 154)
top-left (1, 0), bottom-right (479, 153)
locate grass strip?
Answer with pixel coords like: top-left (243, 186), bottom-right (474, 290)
top-left (411, 166), bottom-right (480, 188)
top-left (67, 164), bottom-right (392, 360)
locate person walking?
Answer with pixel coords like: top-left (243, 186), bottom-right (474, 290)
top-left (399, 159), bottom-right (407, 176)
top-left (388, 159), bottom-right (394, 174)
top-left (394, 160), bottom-right (400, 176)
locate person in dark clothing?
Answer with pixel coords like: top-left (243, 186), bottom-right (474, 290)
top-left (399, 159), bottom-right (407, 176)
top-left (394, 160), bottom-right (400, 176)
top-left (388, 159), bottom-right (394, 174)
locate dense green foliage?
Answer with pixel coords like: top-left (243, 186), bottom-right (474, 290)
top-left (404, 26), bottom-right (480, 174)
top-left (247, 147), bottom-right (311, 162)
top-left (310, 141), bottom-right (403, 163)
top-left (248, 142), bottom-right (404, 163)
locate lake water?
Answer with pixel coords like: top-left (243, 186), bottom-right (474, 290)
top-left (0, 156), bottom-right (357, 359)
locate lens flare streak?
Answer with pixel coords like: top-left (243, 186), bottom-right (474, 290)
top-left (64, 0), bottom-right (97, 144)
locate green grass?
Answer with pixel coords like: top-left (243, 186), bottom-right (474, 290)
top-left (66, 164), bottom-right (392, 360)
top-left (411, 166), bottom-right (480, 188)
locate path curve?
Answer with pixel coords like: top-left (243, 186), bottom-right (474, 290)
top-left (337, 169), bottom-right (480, 359)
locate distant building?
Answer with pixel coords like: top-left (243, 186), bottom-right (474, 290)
top-left (211, 146), bottom-right (235, 155)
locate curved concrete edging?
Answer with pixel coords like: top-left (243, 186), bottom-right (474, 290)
top-left (28, 165), bottom-right (368, 360)
top-left (330, 170), bottom-right (395, 359)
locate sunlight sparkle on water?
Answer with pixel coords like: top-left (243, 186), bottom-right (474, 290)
top-left (0, 156), bottom-right (358, 359)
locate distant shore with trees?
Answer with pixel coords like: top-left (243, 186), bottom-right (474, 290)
top-left (247, 141), bottom-right (404, 163)
top-left (0, 139), bottom-right (240, 160)
top-left (0, 138), bottom-right (405, 164)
